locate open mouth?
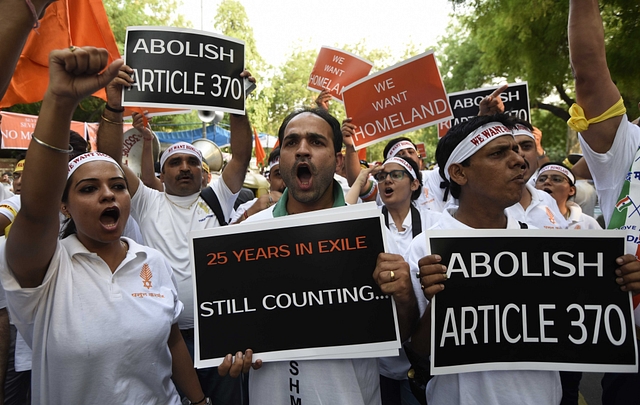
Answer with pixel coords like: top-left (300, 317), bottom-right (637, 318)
top-left (543, 188), bottom-right (553, 194)
top-left (297, 164), bottom-right (312, 188)
top-left (100, 206), bottom-right (120, 229)
top-left (383, 186), bottom-right (394, 197)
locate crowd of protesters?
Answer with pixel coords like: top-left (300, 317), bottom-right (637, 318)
top-left (0, 0), bottom-right (639, 404)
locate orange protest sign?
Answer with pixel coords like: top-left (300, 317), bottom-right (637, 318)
top-left (307, 47), bottom-right (373, 102)
top-left (342, 51), bottom-right (452, 150)
top-left (0, 112), bottom-right (38, 149)
top-left (0, 112), bottom-right (88, 150)
top-left (415, 142), bottom-right (427, 160)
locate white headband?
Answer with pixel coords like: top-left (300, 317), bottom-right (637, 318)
top-left (443, 122), bottom-right (513, 181)
top-left (384, 157), bottom-right (417, 180)
top-left (538, 164), bottom-right (575, 184)
top-left (512, 123), bottom-right (535, 140)
top-left (68, 152), bottom-right (122, 179)
top-left (160, 142), bottom-right (203, 170)
top-left (386, 141), bottom-right (416, 160)
top-left (269, 157), bottom-right (280, 170)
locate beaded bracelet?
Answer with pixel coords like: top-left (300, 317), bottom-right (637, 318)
top-left (32, 136), bottom-right (73, 154)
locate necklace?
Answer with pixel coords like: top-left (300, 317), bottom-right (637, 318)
top-left (165, 194), bottom-right (199, 210)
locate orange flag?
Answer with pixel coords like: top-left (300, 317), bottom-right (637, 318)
top-left (1, 0), bottom-right (120, 108)
top-left (254, 127), bottom-right (266, 166)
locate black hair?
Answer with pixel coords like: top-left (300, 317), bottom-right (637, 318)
top-left (69, 130), bottom-right (89, 160)
top-left (383, 137), bottom-right (417, 160)
top-left (277, 107), bottom-right (343, 154)
top-left (384, 156), bottom-right (423, 200)
top-left (268, 147), bottom-right (281, 165)
top-left (436, 114), bottom-right (515, 199)
top-left (507, 116), bottom-right (533, 131)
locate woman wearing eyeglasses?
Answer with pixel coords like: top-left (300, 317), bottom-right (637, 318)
top-left (534, 162), bottom-right (601, 230)
top-left (347, 156), bottom-right (441, 405)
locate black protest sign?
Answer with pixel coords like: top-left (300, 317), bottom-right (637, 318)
top-left (437, 83), bottom-right (530, 137)
top-left (123, 27), bottom-right (245, 114)
top-left (190, 206), bottom-right (399, 367)
top-left (427, 229), bottom-right (637, 375)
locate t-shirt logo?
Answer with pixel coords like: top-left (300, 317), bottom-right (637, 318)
top-left (140, 263), bottom-right (153, 289)
top-left (545, 207), bottom-right (557, 225)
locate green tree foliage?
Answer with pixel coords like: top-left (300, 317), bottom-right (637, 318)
top-left (440, 0), bottom-right (640, 160)
top-left (104, 0), bottom-right (192, 54)
top-left (213, 0), bottom-right (272, 137)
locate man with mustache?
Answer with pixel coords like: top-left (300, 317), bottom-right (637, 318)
top-left (245, 107), bottom-right (416, 405)
top-left (409, 114), bottom-right (564, 404)
top-left (98, 66), bottom-right (256, 404)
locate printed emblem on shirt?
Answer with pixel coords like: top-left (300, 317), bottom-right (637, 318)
top-left (422, 187), bottom-right (435, 204)
top-left (625, 171), bottom-right (640, 182)
top-left (615, 195), bottom-right (640, 218)
top-left (140, 263), bottom-right (153, 289)
top-left (545, 207), bottom-right (557, 225)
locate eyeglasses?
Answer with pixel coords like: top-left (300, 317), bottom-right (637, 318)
top-left (536, 174), bottom-right (568, 184)
top-left (374, 170), bottom-right (410, 182)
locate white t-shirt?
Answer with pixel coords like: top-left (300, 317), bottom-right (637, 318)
top-left (565, 201), bottom-right (602, 230)
top-left (407, 209), bottom-right (562, 405)
top-left (230, 197), bottom-right (258, 223)
top-left (0, 236), bottom-right (183, 405)
top-left (131, 178), bottom-right (238, 329)
top-left (381, 206), bottom-right (443, 258)
top-left (505, 183), bottom-right (568, 229)
top-left (578, 115), bottom-right (640, 228)
top-left (0, 194), bottom-right (20, 223)
top-left (245, 206), bottom-right (381, 405)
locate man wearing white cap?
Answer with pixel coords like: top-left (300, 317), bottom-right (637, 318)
top-left (407, 114), bottom-right (564, 405)
top-left (97, 64), bottom-right (255, 404)
top-left (505, 121), bottom-right (568, 229)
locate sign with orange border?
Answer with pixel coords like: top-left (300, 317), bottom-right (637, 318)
top-left (1, 112), bottom-right (87, 150)
top-left (307, 46), bottom-right (373, 102)
top-left (342, 51), bottom-right (452, 150)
